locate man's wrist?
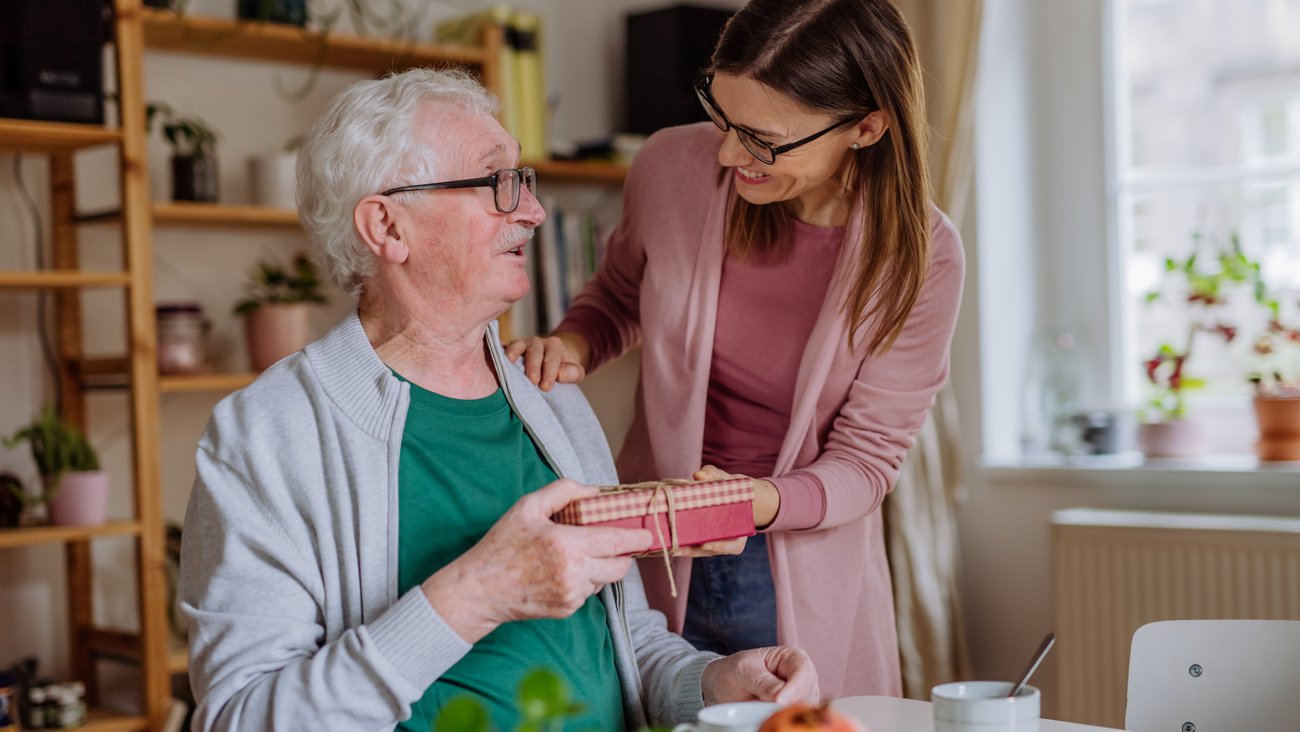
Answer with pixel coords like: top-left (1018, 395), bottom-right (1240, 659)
top-left (422, 562), bottom-right (498, 644)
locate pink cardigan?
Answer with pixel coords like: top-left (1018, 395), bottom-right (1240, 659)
top-left (557, 123), bottom-right (965, 700)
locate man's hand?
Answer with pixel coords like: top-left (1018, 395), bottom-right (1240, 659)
top-left (701, 647), bottom-right (820, 706)
top-left (422, 479), bottom-right (652, 643)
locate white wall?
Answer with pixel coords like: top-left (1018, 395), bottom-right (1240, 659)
top-left (0, 0), bottom-right (741, 694)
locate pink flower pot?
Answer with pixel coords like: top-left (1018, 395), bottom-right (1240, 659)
top-left (1137, 420), bottom-right (1208, 458)
top-left (47, 470), bottom-right (110, 527)
top-left (244, 303), bottom-right (310, 372)
top-left (1254, 396), bottom-right (1300, 462)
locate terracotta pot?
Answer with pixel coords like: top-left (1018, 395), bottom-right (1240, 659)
top-left (244, 302), bottom-right (310, 372)
top-left (46, 470), bottom-right (110, 527)
top-left (1137, 420), bottom-right (1208, 458)
top-left (1254, 396), bottom-right (1300, 462)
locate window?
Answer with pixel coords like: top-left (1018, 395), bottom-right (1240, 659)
top-left (1113, 0), bottom-right (1300, 407)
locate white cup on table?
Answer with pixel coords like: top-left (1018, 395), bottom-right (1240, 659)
top-left (672, 702), bottom-right (781, 732)
top-left (932, 681), bottom-right (1040, 732)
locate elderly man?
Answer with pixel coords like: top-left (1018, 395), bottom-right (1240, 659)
top-left (179, 68), bottom-right (818, 732)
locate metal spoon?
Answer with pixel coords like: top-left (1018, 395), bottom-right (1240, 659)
top-left (1008, 632), bottom-right (1055, 698)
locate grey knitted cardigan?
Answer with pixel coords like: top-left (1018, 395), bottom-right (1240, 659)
top-left (179, 311), bottom-right (718, 732)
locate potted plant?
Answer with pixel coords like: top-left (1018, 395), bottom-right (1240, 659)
top-left (234, 254), bottom-right (328, 371)
top-left (1138, 234), bottom-right (1265, 457)
top-left (1249, 313), bottom-right (1300, 461)
top-left (163, 114), bottom-right (220, 202)
top-left (248, 136), bottom-right (302, 210)
top-left (3, 405), bottom-right (109, 527)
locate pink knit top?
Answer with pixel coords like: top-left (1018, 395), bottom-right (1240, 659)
top-left (700, 220), bottom-right (844, 532)
top-left (553, 123), bottom-right (965, 700)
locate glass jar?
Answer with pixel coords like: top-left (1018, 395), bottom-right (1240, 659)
top-left (156, 302), bottom-right (207, 375)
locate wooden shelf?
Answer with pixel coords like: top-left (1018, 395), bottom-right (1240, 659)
top-left (143, 8), bottom-right (490, 72)
top-left (0, 522), bottom-right (142, 550)
top-left (153, 201), bottom-right (301, 228)
top-left (529, 159), bottom-right (629, 185)
top-left (160, 373), bottom-right (258, 392)
top-left (0, 118), bottom-right (121, 152)
top-left (0, 270), bottom-right (132, 289)
top-left (82, 707), bottom-right (150, 732)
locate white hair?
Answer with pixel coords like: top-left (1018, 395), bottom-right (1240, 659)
top-left (297, 68), bottom-right (499, 296)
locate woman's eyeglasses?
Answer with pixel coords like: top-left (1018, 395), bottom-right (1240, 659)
top-left (695, 76), bottom-right (858, 165)
top-left (382, 166), bottom-right (538, 214)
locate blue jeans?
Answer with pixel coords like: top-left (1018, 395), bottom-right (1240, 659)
top-left (681, 532), bottom-right (778, 654)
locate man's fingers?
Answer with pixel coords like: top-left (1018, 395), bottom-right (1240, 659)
top-left (530, 478), bottom-right (600, 517)
top-left (767, 647), bottom-right (820, 705)
top-left (505, 339), bottom-right (526, 361)
top-left (576, 525), bottom-right (654, 557)
top-left (586, 555), bottom-right (635, 586)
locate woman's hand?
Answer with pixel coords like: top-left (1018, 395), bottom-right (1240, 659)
top-left (674, 466), bottom-right (781, 559)
top-left (504, 332), bottom-right (591, 392)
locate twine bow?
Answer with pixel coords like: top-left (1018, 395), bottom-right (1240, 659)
top-left (599, 479), bottom-right (690, 597)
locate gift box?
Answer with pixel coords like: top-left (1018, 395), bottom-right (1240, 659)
top-left (552, 477), bottom-right (756, 556)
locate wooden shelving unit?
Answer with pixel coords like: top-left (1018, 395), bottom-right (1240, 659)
top-left (159, 373), bottom-right (258, 393)
top-left (0, 271), bottom-right (133, 288)
top-left (142, 8), bottom-right (490, 72)
top-left (80, 708), bottom-right (149, 732)
top-left (0, 118), bottom-right (122, 152)
top-left (0, 522), bottom-right (143, 550)
top-left (531, 159), bottom-right (629, 185)
top-left (152, 201), bottom-right (300, 227)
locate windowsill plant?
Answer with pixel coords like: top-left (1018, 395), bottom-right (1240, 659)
top-left (234, 253), bottom-right (328, 372)
top-left (1249, 310), bottom-right (1300, 461)
top-left (1138, 235), bottom-right (1263, 457)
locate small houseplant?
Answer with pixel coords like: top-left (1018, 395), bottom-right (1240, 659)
top-left (1138, 234), bottom-right (1265, 457)
top-left (3, 405), bottom-right (109, 527)
top-left (163, 114), bottom-right (220, 202)
top-left (234, 254), bottom-right (328, 371)
top-left (1249, 310), bottom-right (1300, 461)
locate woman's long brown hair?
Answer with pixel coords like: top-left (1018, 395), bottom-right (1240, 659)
top-left (711, 0), bottom-right (931, 356)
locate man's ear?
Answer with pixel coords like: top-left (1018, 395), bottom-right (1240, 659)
top-left (850, 110), bottom-right (889, 149)
top-left (354, 195), bottom-right (409, 265)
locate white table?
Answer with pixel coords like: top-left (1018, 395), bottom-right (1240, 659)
top-left (832, 696), bottom-right (1121, 732)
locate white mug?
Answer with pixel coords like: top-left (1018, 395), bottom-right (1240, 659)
top-left (931, 681), bottom-right (1040, 732)
top-left (672, 702), bottom-right (782, 732)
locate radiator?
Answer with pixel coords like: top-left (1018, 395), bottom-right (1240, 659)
top-left (1051, 508), bottom-right (1300, 728)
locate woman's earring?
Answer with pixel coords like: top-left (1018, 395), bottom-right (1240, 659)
top-left (851, 143), bottom-right (860, 150)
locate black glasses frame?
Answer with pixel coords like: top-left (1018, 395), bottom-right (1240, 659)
top-left (695, 76), bottom-right (858, 165)
top-left (381, 166), bottom-right (537, 213)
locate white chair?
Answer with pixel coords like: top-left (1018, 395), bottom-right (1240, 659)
top-left (1125, 619), bottom-right (1300, 732)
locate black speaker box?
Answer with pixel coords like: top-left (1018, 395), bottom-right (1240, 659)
top-left (0, 0), bottom-right (110, 124)
top-left (625, 4), bottom-right (732, 137)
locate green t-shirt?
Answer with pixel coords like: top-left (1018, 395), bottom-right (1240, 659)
top-left (393, 374), bottom-right (624, 732)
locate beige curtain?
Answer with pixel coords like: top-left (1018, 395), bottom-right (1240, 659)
top-left (883, 0), bottom-right (983, 699)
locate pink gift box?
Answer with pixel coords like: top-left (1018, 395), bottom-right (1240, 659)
top-left (553, 477), bottom-right (756, 555)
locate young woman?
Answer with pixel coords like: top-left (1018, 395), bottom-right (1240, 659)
top-left (507, 0), bottom-right (964, 699)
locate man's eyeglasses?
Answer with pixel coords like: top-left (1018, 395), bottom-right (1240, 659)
top-left (695, 76), bottom-right (858, 165)
top-left (382, 167), bottom-right (537, 214)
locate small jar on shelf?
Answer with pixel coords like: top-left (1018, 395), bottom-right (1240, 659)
top-left (156, 302), bottom-right (208, 375)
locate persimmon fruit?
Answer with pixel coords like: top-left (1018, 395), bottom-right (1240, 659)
top-left (757, 704), bottom-right (868, 732)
